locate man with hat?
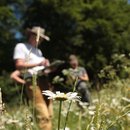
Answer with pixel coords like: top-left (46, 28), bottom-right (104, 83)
top-left (13, 26), bottom-right (52, 130)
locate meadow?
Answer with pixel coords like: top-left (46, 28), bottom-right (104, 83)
top-left (0, 78), bottom-right (130, 130)
top-left (1, 54), bottom-right (130, 130)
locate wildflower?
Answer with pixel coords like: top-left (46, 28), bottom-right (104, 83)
top-left (0, 125), bottom-right (5, 130)
top-left (77, 101), bottom-right (89, 109)
top-left (42, 90), bottom-right (80, 101)
top-left (92, 99), bottom-right (99, 103)
top-left (43, 90), bottom-right (80, 130)
top-left (110, 98), bottom-right (119, 107)
top-left (88, 110), bottom-right (95, 116)
top-left (127, 113), bottom-right (130, 118)
top-left (59, 127), bottom-right (70, 130)
top-left (122, 97), bottom-right (130, 103)
top-left (88, 105), bottom-right (96, 110)
top-left (64, 127), bottom-right (70, 130)
top-left (90, 125), bottom-right (95, 130)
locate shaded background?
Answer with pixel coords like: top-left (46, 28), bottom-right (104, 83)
top-left (0, 2), bottom-right (130, 129)
top-left (1, 0), bottom-right (130, 84)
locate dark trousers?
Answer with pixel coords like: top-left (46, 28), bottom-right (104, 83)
top-left (77, 81), bottom-right (91, 103)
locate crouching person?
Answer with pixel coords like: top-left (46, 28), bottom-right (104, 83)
top-left (68, 55), bottom-right (91, 103)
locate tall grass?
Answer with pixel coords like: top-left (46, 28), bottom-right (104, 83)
top-left (1, 54), bottom-right (130, 129)
top-left (0, 80), bottom-right (130, 130)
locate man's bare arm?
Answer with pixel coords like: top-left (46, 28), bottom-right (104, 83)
top-left (10, 70), bottom-right (26, 84)
top-left (79, 73), bottom-right (89, 81)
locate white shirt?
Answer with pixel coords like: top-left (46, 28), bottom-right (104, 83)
top-left (13, 43), bottom-right (45, 77)
top-left (13, 43), bottom-right (45, 64)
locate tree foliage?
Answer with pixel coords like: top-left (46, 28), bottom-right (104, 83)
top-left (80, 0), bottom-right (130, 74)
top-left (23, 0), bottom-right (130, 78)
top-left (0, 0), bottom-right (130, 103)
top-left (0, 0), bottom-right (19, 72)
top-left (1, 0), bottom-right (130, 78)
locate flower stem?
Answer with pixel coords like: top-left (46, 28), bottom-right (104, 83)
top-left (32, 74), bottom-right (37, 122)
top-left (64, 101), bottom-right (72, 130)
top-left (58, 100), bottom-right (62, 130)
top-left (78, 111), bottom-right (82, 130)
top-left (19, 82), bottom-right (24, 106)
top-left (64, 78), bottom-right (78, 130)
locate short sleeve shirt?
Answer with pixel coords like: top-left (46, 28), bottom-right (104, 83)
top-left (13, 43), bottom-right (45, 64)
top-left (69, 67), bottom-right (87, 78)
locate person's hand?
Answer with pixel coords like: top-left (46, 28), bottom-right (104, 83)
top-left (78, 76), bottom-right (84, 80)
top-left (44, 59), bottom-right (50, 66)
top-left (38, 59), bottom-right (50, 67)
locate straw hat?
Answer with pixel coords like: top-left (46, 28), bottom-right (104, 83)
top-left (26, 26), bottom-right (50, 41)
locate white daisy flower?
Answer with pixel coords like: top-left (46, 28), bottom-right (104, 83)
top-left (88, 105), bottom-right (96, 110)
top-left (88, 110), bottom-right (95, 116)
top-left (59, 127), bottom-right (70, 130)
top-left (42, 90), bottom-right (80, 101)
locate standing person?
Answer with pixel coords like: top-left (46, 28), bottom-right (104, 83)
top-left (68, 55), bottom-right (91, 103)
top-left (13, 26), bottom-right (52, 130)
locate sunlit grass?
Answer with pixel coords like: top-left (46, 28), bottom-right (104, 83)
top-left (1, 79), bottom-right (130, 130)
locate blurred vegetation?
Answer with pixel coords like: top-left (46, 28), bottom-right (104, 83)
top-left (0, 1), bottom-right (130, 129)
top-left (0, 0), bottom-right (130, 100)
top-left (1, 81), bottom-right (130, 130)
top-left (0, 0), bottom-right (129, 74)
top-left (23, 0), bottom-right (130, 77)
